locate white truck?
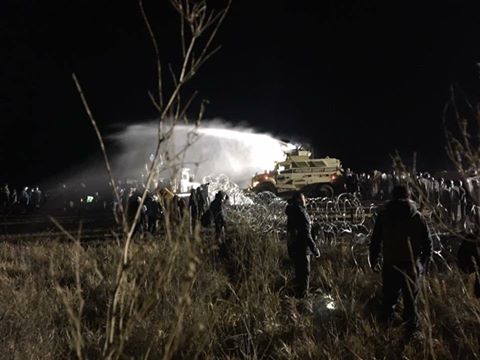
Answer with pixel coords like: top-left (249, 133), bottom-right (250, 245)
top-left (178, 168), bottom-right (201, 194)
top-left (251, 149), bottom-right (344, 198)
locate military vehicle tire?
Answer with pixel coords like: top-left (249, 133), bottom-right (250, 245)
top-left (318, 184), bottom-right (334, 198)
top-left (256, 182), bottom-right (277, 194)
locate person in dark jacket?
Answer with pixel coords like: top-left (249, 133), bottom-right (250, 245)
top-left (210, 191), bottom-right (228, 241)
top-left (286, 191), bottom-right (321, 298)
top-left (145, 192), bottom-right (162, 234)
top-left (0, 184), bottom-right (10, 211)
top-left (189, 189), bottom-right (199, 231)
top-left (127, 189), bottom-right (147, 236)
top-left (10, 188), bottom-right (17, 206)
top-left (19, 186), bottom-right (30, 213)
top-left (197, 184), bottom-right (209, 217)
top-left (369, 185), bottom-right (432, 334)
top-left (458, 233), bottom-right (480, 298)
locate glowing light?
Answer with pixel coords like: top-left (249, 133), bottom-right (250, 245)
top-left (326, 300), bottom-right (336, 310)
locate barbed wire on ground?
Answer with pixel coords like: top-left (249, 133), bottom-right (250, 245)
top-left (204, 174), bottom-right (460, 268)
top-left (204, 175), bottom-right (374, 264)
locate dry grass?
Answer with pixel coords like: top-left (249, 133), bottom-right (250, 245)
top-left (0, 219), bottom-right (479, 359)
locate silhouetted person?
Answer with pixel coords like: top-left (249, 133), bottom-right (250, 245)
top-left (457, 180), bottom-right (467, 225)
top-left (19, 187), bottom-right (30, 213)
top-left (450, 180), bottom-right (462, 225)
top-left (10, 188), bottom-right (17, 206)
top-left (145, 192), bottom-right (162, 234)
top-left (369, 185), bottom-right (432, 337)
top-left (189, 189), bottom-right (199, 229)
top-left (417, 173), bottom-right (430, 207)
top-left (380, 173), bottom-right (389, 200)
top-left (175, 196), bottom-right (187, 223)
top-left (439, 179), bottom-right (451, 219)
top-left (197, 183), bottom-right (210, 215)
top-left (458, 233), bottom-right (480, 298)
top-left (196, 186), bottom-right (206, 217)
top-left (372, 172), bottom-right (381, 200)
top-left (209, 191), bottom-right (227, 241)
top-left (31, 186), bottom-right (42, 210)
top-left (472, 179), bottom-right (480, 205)
top-left (127, 189), bottom-right (147, 236)
top-left (359, 173), bottom-right (368, 199)
top-left (285, 191), bottom-right (320, 298)
top-left (432, 177), bottom-right (441, 206)
top-left (0, 184), bottom-right (9, 211)
top-left (345, 168), bottom-right (357, 194)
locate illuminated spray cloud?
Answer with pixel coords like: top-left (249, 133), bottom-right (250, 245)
top-left (108, 120), bottom-right (297, 187)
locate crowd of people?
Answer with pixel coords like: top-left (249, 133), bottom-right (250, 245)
top-left (344, 170), bottom-right (477, 228)
top-left (0, 184), bottom-right (46, 214)
top-left (1, 178), bottom-right (232, 241)
top-left (111, 182), bottom-right (229, 238)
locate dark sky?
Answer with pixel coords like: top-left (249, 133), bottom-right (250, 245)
top-left (2, 0), bottom-right (480, 184)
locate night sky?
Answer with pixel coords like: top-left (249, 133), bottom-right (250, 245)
top-left (2, 0), bottom-right (480, 184)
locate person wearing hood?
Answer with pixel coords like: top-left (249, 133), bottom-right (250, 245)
top-left (286, 191), bottom-right (320, 299)
top-left (369, 185), bottom-right (432, 336)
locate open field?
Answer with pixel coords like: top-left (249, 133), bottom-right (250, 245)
top-left (0, 212), bottom-right (479, 360)
top-left (0, 210), bottom-right (114, 236)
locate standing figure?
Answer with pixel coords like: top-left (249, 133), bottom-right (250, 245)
top-left (345, 169), bottom-right (357, 194)
top-left (367, 173), bottom-right (375, 199)
top-left (209, 191), bottom-right (228, 241)
top-left (457, 180), bottom-right (467, 226)
top-left (32, 186), bottom-right (43, 210)
top-left (189, 188), bottom-right (199, 230)
top-left (431, 177), bottom-right (440, 206)
top-left (472, 179), bottom-right (480, 206)
top-left (285, 191), bottom-right (321, 298)
top-left (359, 173), bottom-right (367, 200)
top-left (439, 179), bottom-right (451, 220)
top-left (145, 192), bottom-right (162, 234)
top-left (372, 171), bottom-right (381, 200)
top-left (197, 183), bottom-right (210, 215)
top-left (417, 174), bottom-right (430, 207)
top-left (196, 187), bottom-right (205, 218)
top-left (0, 184), bottom-right (10, 211)
top-left (10, 188), bottom-right (17, 206)
top-left (369, 185), bottom-right (432, 337)
top-left (19, 187), bottom-right (30, 213)
top-left (127, 189), bottom-right (147, 236)
top-left (450, 180), bottom-right (462, 225)
top-left (458, 234), bottom-right (480, 298)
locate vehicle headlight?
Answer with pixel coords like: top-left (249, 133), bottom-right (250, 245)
top-left (252, 181), bottom-right (259, 188)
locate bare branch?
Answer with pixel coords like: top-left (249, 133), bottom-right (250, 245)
top-left (72, 73), bottom-right (128, 235)
top-left (139, 0), bottom-right (164, 109)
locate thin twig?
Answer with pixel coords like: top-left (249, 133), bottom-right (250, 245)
top-left (72, 73), bottom-right (128, 235)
